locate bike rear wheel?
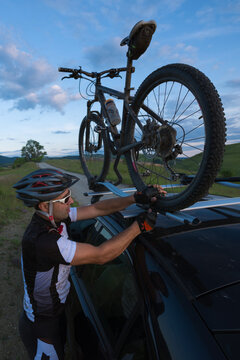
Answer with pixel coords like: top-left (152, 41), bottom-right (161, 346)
top-left (125, 63), bottom-right (226, 212)
top-left (79, 113), bottom-right (111, 185)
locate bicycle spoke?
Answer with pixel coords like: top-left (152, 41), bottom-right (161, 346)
top-left (183, 136), bottom-right (205, 142)
top-left (183, 142), bottom-right (204, 152)
top-left (161, 81), bottom-right (175, 119)
top-left (172, 83), bottom-right (184, 122)
top-left (177, 123), bottom-right (204, 142)
top-left (174, 98), bottom-right (199, 124)
top-left (136, 161), bottom-right (170, 181)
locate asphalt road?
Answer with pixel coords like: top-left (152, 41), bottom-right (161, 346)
top-left (38, 162), bottom-right (134, 206)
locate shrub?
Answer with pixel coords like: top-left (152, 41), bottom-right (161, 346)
top-left (12, 158), bottom-right (26, 169)
top-left (220, 169), bottom-right (233, 177)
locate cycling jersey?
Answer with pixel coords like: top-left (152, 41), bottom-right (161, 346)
top-left (21, 208), bottom-right (77, 325)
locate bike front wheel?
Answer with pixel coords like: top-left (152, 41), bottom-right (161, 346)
top-left (125, 63), bottom-right (226, 212)
top-left (79, 113), bottom-right (111, 185)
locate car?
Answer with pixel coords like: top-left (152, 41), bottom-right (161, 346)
top-left (66, 192), bottom-right (240, 360)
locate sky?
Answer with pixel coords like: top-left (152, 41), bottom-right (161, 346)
top-left (0, 0), bottom-right (240, 158)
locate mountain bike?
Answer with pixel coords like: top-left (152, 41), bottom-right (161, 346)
top-left (59, 20), bottom-right (226, 212)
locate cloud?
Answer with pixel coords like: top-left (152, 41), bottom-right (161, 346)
top-left (52, 130), bottom-right (71, 134)
top-left (83, 37), bottom-right (125, 68)
top-left (46, 148), bottom-right (79, 157)
top-left (225, 79), bottom-right (240, 88)
top-left (182, 25), bottom-right (240, 41)
top-left (20, 117), bottom-right (31, 122)
top-left (127, 0), bottom-right (185, 17)
top-left (222, 93), bottom-right (240, 110)
top-left (157, 43), bottom-right (198, 63)
top-left (42, 0), bottom-right (81, 16)
top-left (12, 84), bottom-right (81, 113)
top-left (227, 116), bottom-right (240, 130)
top-left (0, 43), bottom-right (79, 112)
top-left (0, 44), bottom-right (56, 98)
top-left (0, 150), bottom-right (21, 157)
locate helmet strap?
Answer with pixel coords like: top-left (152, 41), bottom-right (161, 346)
top-left (36, 200), bottom-right (57, 228)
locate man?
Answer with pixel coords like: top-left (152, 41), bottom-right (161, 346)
top-left (13, 168), bottom-right (165, 360)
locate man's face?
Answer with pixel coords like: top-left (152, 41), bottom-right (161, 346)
top-left (51, 188), bottom-right (74, 222)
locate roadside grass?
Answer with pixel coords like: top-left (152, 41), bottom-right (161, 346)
top-left (46, 156), bottom-right (240, 198)
top-left (46, 157), bottom-right (133, 184)
top-left (0, 162), bottom-right (38, 226)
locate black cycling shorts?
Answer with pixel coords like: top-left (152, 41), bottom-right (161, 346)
top-left (19, 311), bottom-right (66, 360)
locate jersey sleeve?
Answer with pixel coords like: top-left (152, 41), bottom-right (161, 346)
top-left (57, 235), bottom-right (76, 264)
top-left (69, 207), bottom-right (77, 222)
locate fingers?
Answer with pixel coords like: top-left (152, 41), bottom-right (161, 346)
top-left (153, 184), bottom-right (167, 195)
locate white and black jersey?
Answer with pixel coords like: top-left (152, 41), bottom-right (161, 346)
top-left (21, 208), bottom-right (77, 325)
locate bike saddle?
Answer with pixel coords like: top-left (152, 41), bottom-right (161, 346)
top-left (120, 20), bottom-right (157, 46)
top-left (120, 20), bottom-right (157, 60)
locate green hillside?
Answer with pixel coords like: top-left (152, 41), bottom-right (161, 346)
top-left (177, 142), bottom-right (240, 177)
top-left (219, 142), bottom-right (240, 176)
top-left (0, 156), bottom-right (17, 167)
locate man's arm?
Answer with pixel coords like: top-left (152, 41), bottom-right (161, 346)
top-left (75, 185), bottom-right (166, 221)
top-left (76, 195), bottom-right (135, 221)
top-left (71, 220), bottom-right (140, 265)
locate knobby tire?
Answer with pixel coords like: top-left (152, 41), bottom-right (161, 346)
top-left (125, 63), bottom-right (226, 212)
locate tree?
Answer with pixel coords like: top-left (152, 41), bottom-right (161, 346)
top-left (21, 139), bottom-right (47, 162)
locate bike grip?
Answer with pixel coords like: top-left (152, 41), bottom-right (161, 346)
top-left (58, 67), bottom-right (74, 73)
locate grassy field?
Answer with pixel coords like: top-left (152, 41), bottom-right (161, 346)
top-left (44, 156), bottom-right (132, 183)
top-left (45, 142), bottom-right (240, 198)
top-left (0, 162), bottom-right (38, 227)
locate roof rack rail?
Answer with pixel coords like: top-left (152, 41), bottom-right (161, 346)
top-left (83, 181), bottom-right (240, 226)
top-left (212, 176), bottom-right (240, 189)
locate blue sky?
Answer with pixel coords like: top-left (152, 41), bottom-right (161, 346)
top-left (0, 0), bottom-right (240, 157)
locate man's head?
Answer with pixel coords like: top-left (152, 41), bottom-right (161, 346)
top-left (38, 188), bottom-right (74, 223)
top-left (13, 169), bottom-right (79, 226)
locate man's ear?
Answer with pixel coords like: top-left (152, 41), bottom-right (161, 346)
top-left (38, 202), bottom-right (49, 212)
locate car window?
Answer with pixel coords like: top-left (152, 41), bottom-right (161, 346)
top-left (77, 222), bottom-right (149, 359)
top-left (148, 223), bottom-right (240, 297)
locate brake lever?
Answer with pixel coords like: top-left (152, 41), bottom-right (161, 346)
top-left (107, 71), bottom-right (122, 79)
top-left (61, 75), bottom-right (72, 81)
top-left (61, 71), bottom-right (80, 81)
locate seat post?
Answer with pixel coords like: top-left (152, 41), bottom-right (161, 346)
top-left (121, 57), bottom-right (133, 146)
top-left (124, 57), bottom-right (133, 100)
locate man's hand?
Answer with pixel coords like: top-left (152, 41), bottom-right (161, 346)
top-left (136, 210), bottom-right (157, 233)
top-left (134, 185), bottom-right (166, 205)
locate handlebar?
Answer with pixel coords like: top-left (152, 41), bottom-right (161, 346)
top-left (58, 66), bottom-right (134, 79)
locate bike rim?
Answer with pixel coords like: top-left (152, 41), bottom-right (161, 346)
top-left (80, 118), bottom-right (108, 180)
top-left (131, 79), bottom-right (207, 197)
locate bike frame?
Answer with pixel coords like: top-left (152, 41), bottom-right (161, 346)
top-left (86, 58), bottom-right (164, 159)
top-left (59, 56), bottom-right (166, 185)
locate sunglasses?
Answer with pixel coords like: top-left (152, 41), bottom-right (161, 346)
top-left (48, 190), bottom-right (72, 205)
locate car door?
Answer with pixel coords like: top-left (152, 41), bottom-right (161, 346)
top-left (69, 217), bottom-right (152, 360)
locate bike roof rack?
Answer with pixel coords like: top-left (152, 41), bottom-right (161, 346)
top-left (83, 179), bottom-right (240, 226)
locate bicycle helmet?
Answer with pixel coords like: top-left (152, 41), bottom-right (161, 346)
top-left (13, 169), bottom-right (79, 227)
top-left (13, 168), bottom-right (79, 206)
